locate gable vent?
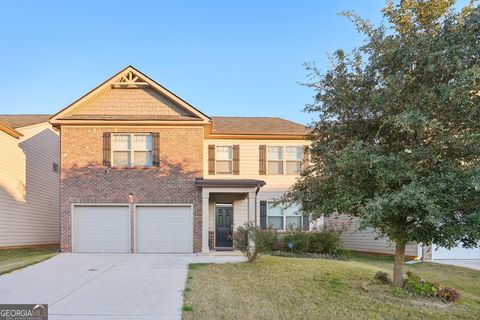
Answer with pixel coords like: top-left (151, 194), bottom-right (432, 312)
top-left (112, 71), bottom-right (149, 88)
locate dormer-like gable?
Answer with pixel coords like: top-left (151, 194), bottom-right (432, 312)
top-left (50, 66), bottom-right (210, 127)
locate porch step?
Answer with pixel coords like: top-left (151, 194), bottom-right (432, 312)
top-left (198, 250), bottom-right (244, 256)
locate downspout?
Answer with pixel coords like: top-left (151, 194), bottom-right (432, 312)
top-left (255, 184), bottom-right (261, 226)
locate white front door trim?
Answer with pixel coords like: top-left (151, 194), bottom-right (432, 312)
top-left (201, 186), bottom-right (258, 254)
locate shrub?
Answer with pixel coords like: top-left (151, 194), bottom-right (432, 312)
top-left (232, 222), bottom-right (277, 262)
top-left (403, 271), bottom-right (438, 297)
top-left (329, 246), bottom-right (351, 259)
top-left (283, 229), bottom-right (309, 253)
top-left (437, 287), bottom-right (461, 303)
top-left (280, 226), bottom-right (344, 255)
top-left (271, 237), bottom-right (286, 251)
top-left (275, 227), bottom-right (349, 260)
top-left (307, 227), bottom-right (343, 254)
top-left (271, 251), bottom-right (349, 261)
top-left (374, 271), bottom-right (392, 284)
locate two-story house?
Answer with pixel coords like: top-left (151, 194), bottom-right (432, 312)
top-left (0, 115), bottom-right (60, 248)
top-left (50, 66), bottom-right (310, 254)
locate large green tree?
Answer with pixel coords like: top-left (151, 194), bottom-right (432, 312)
top-left (284, 0), bottom-right (480, 286)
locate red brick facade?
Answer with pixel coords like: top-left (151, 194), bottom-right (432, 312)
top-left (60, 126), bottom-right (204, 252)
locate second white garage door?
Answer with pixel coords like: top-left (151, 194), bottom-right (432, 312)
top-left (135, 206), bottom-right (192, 253)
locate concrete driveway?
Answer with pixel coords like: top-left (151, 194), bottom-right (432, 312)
top-left (433, 259), bottom-right (480, 271)
top-left (0, 253), bottom-right (245, 320)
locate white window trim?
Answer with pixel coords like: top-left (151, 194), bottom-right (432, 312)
top-left (111, 133), bottom-right (153, 168)
top-left (266, 201), bottom-right (303, 231)
top-left (266, 145), bottom-right (302, 176)
top-left (215, 145), bottom-right (233, 175)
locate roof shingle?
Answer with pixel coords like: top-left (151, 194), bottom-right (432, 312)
top-left (210, 117), bottom-right (309, 135)
top-left (0, 114), bottom-right (51, 128)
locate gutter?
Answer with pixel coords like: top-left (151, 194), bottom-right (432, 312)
top-left (254, 182), bottom-right (262, 226)
top-left (0, 124), bottom-right (23, 138)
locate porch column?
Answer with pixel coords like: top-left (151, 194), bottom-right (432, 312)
top-left (248, 191), bottom-right (256, 225)
top-left (201, 190), bottom-right (210, 254)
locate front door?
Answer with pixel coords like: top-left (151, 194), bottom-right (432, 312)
top-left (215, 206), bottom-right (233, 248)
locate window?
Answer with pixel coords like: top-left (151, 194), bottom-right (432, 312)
top-left (286, 146), bottom-right (302, 175)
top-left (216, 146), bottom-right (233, 174)
top-left (266, 202), bottom-right (303, 230)
top-left (112, 134), bottom-right (152, 167)
top-left (267, 146), bottom-right (302, 175)
top-left (267, 146), bottom-right (283, 175)
top-left (52, 162), bottom-right (59, 173)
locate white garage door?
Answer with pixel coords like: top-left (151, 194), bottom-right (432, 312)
top-left (433, 244), bottom-right (480, 260)
top-left (135, 206), bottom-right (192, 253)
top-left (74, 206), bottom-right (130, 253)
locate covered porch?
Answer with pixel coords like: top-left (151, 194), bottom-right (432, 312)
top-left (195, 178), bottom-right (266, 254)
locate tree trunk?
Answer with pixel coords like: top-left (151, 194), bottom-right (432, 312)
top-left (393, 242), bottom-right (406, 287)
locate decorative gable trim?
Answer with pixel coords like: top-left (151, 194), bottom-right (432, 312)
top-left (112, 71), bottom-right (149, 88)
top-left (50, 65), bottom-right (210, 125)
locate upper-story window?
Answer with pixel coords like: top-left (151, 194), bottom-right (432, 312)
top-left (112, 133), bottom-right (152, 167)
top-left (216, 146), bottom-right (233, 174)
top-left (285, 146), bottom-right (302, 175)
top-left (267, 146), bottom-right (302, 175)
top-left (267, 202), bottom-right (303, 230)
top-left (268, 146), bottom-right (283, 175)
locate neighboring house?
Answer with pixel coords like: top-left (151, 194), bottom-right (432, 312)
top-left (326, 215), bottom-right (480, 260)
top-left (49, 66), bottom-right (310, 254)
top-left (0, 115), bottom-right (60, 248)
top-left (325, 215), bottom-right (419, 258)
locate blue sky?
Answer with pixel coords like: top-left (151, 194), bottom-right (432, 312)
top-left (0, 1), bottom-right (458, 124)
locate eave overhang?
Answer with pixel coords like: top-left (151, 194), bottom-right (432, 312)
top-left (0, 123), bottom-right (23, 138)
top-left (194, 178), bottom-right (266, 188)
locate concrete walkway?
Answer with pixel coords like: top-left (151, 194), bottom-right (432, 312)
top-left (0, 253), bottom-right (245, 320)
top-left (433, 259), bottom-right (480, 271)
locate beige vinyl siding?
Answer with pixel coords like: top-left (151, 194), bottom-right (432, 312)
top-left (204, 139), bottom-right (307, 189)
top-left (0, 122), bottom-right (60, 247)
top-left (325, 215), bottom-right (418, 257)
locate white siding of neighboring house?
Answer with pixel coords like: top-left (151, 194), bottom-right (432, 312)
top-left (325, 215), bottom-right (418, 257)
top-left (0, 122), bottom-right (60, 247)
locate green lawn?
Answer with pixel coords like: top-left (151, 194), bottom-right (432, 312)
top-left (182, 253), bottom-right (480, 320)
top-left (0, 246), bottom-right (58, 275)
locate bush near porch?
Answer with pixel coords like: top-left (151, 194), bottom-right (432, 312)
top-left (233, 224), bottom-right (350, 261)
top-left (278, 227), bottom-right (349, 256)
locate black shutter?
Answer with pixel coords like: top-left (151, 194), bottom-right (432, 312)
top-left (102, 132), bottom-right (111, 167)
top-left (260, 200), bottom-right (267, 229)
top-left (233, 145), bottom-right (240, 175)
top-left (152, 133), bottom-right (160, 166)
top-left (208, 145), bottom-right (215, 175)
top-left (259, 145), bottom-right (266, 175)
top-left (303, 213), bottom-right (310, 231)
